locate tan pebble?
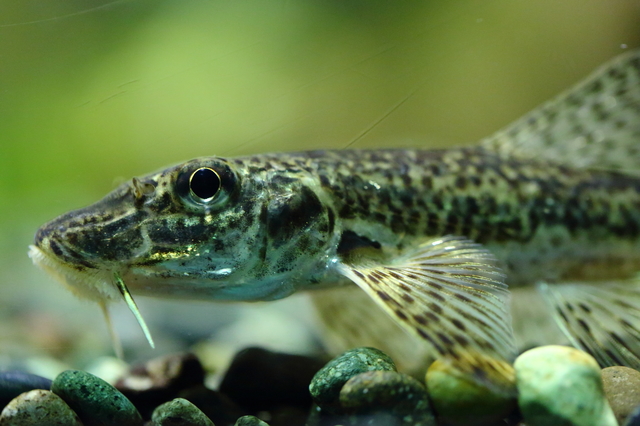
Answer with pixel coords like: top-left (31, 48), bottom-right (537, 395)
top-left (0, 389), bottom-right (82, 426)
top-left (601, 366), bottom-right (640, 425)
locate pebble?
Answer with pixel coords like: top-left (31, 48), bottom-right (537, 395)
top-left (602, 366), bottom-right (640, 425)
top-left (117, 352), bottom-right (205, 392)
top-left (151, 398), bottom-right (214, 426)
top-left (178, 385), bottom-right (245, 426)
top-left (219, 347), bottom-right (324, 411)
top-left (0, 371), bottom-right (52, 409)
top-left (0, 389), bottom-right (82, 426)
top-left (116, 352), bottom-right (205, 418)
top-left (514, 345), bottom-right (617, 426)
top-left (235, 415), bottom-right (270, 425)
top-left (425, 359), bottom-right (516, 426)
top-left (51, 369), bottom-right (143, 426)
top-left (340, 370), bottom-right (435, 426)
top-left (309, 347), bottom-right (396, 412)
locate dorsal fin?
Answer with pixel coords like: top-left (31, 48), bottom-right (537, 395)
top-left (481, 49), bottom-right (640, 172)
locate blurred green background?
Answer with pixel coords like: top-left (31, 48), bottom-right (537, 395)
top-left (1, 0), bottom-right (639, 372)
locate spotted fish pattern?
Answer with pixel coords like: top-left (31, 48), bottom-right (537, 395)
top-left (29, 49), bottom-right (640, 393)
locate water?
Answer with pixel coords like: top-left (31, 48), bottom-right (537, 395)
top-left (0, 0), bottom-right (639, 371)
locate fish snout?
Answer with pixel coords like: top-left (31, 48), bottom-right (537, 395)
top-left (31, 212), bottom-right (100, 269)
top-left (33, 220), bottom-right (63, 246)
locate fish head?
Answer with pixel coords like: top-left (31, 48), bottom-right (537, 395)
top-left (30, 156), bottom-right (337, 304)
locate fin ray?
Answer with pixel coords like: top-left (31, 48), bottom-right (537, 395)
top-left (337, 235), bottom-right (516, 393)
top-left (539, 281), bottom-right (640, 368)
top-left (481, 49), bottom-right (640, 172)
top-left (310, 286), bottom-right (435, 375)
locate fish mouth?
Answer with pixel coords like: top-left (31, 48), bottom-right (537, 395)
top-left (29, 244), bottom-right (157, 352)
top-left (28, 243), bottom-right (119, 303)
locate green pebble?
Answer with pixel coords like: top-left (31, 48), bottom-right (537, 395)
top-left (51, 369), bottom-right (142, 426)
top-left (340, 370), bottom-right (436, 426)
top-left (151, 398), bottom-right (214, 426)
top-left (515, 345), bottom-right (617, 426)
top-left (425, 359), bottom-right (516, 426)
top-left (309, 347), bottom-right (396, 412)
top-left (0, 389), bottom-right (82, 426)
top-left (234, 415), bottom-right (270, 425)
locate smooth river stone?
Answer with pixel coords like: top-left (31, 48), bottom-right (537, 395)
top-left (151, 398), bottom-right (214, 426)
top-left (601, 366), bottom-right (640, 425)
top-left (51, 369), bottom-right (142, 426)
top-left (235, 415), bottom-right (270, 426)
top-left (340, 370), bottom-right (435, 426)
top-left (425, 359), bottom-right (516, 426)
top-left (309, 347), bottom-right (396, 412)
top-left (515, 345), bottom-right (617, 426)
top-left (219, 347), bottom-right (324, 411)
top-left (0, 389), bottom-right (81, 426)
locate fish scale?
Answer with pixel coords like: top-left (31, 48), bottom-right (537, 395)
top-left (232, 147), bottom-right (640, 285)
top-left (29, 49), bottom-right (640, 393)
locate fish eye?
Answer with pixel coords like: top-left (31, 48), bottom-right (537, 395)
top-left (176, 158), bottom-right (238, 209)
top-left (189, 167), bottom-right (221, 202)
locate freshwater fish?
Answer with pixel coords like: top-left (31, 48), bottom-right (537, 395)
top-left (29, 50), bottom-right (640, 393)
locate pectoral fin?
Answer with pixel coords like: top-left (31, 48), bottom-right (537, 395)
top-left (539, 280), bottom-right (640, 368)
top-left (337, 235), bottom-right (517, 393)
top-left (311, 286), bottom-right (435, 375)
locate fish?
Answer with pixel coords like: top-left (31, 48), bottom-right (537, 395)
top-left (29, 49), bottom-right (640, 393)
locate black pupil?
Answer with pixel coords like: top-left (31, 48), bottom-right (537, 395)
top-left (190, 168), bottom-right (221, 200)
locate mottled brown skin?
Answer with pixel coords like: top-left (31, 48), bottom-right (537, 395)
top-left (239, 147), bottom-right (640, 285)
top-left (33, 145), bottom-right (640, 305)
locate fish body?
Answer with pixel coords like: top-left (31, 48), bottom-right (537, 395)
top-left (32, 147), bottom-right (640, 295)
top-left (238, 148), bottom-right (640, 286)
top-left (30, 49), bottom-right (640, 391)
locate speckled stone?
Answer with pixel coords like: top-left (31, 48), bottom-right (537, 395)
top-left (425, 359), bottom-right (516, 426)
top-left (515, 345), bottom-right (617, 426)
top-left (235, 415), bottom-right (270, 426)
top-left (602, 366), bottom-right (640, 425)
top-left (52, 369), bottom-right (142, 426)
top-left (0, 389), bottom-right (82, 425)
top-left (309, 347), bottom-right (396, 412)
top-left (0, 371), bottom-right (52, 408)
top-left (178, 385), bottom-right (244, 426)
top-left (340, 370), bottom-right (435, 426)
top-left (219, 347), bottom-right (324, 411)
top-left (151, 398), bottom-right (214, 426)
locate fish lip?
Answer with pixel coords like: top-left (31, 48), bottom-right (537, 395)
top-left (28, 244), bottom-right (119, 302)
